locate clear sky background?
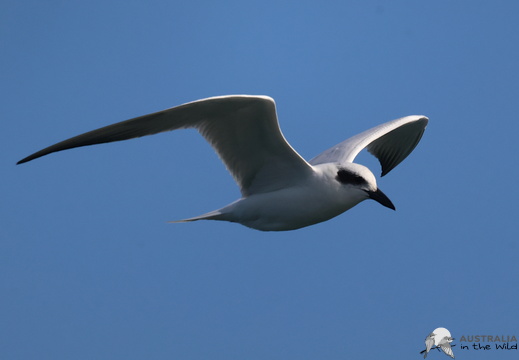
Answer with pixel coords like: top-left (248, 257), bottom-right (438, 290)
top-left (2, 1), bottom-right (518, 359)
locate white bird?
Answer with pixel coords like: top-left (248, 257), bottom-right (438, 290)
top-left (424, 327), bottom-right (455, 358)
top-left (18, 95), bottom-right (428, 231)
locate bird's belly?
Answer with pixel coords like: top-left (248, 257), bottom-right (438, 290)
top-left (230, 187), bottom-right (359, 231)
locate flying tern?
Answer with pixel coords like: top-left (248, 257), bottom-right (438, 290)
top-left (18, 95), bottom-right (428, 231)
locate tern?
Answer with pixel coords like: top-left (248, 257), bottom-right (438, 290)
top-left (18, 95), bottom-right (428, 231)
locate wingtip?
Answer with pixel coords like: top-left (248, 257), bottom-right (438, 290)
top-left (16, 157), bottom-right (30, 165)
top-left (17, 148), bottom-right (52, 164)
top-left (407, 114), bottom-right (429, 121)
top-left (415, 115), bottom-right (429, 126)
top-left (17, 153), bottom-right (41, 165)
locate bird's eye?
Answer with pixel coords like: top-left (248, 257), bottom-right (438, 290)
top-left (336, 169), bottom-right (366, 185)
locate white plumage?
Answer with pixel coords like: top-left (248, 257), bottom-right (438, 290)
top-left (18, 95), bottom-right (428, 231)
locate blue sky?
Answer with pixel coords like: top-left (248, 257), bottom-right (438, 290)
top-left (2, 1), bottom-right (518, 359)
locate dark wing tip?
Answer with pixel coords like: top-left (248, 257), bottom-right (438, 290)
top-left (17, 153), bottom-right (40, 165)
top-left (371, 116), bottom-right (428, 177)
top-left (16, 144), bottom-right (69, 165)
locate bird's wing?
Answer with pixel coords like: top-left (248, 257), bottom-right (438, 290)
top-left (17, 95), bottom-right (313, 196)
top-left (309, 115), bottom-right (428, 176)
top-left (440, 342), bottom-right (455, 358)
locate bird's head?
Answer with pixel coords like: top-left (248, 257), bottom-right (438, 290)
top-left (334, 162), bottom-right (395, 210)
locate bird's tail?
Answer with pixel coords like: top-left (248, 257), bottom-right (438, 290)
top-left (168, 209), bottom-right (226, 224)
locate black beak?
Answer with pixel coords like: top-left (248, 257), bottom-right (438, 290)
top-left (367, 188), bottom-right (396, 210)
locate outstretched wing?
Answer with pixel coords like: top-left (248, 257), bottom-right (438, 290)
top-left (18, 95), bottom-right (313, 196)
top-left (440, 342), bottom-right (455, 358)
top-left (309, 115), bottom-right (428, 176)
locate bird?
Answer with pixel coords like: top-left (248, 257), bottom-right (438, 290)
top-left (17, 95), bottom-right (428, 231)
top-left (423, 327), bottom-right (455, 358)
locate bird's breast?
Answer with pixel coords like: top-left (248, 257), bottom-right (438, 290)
top-left (229, 180), bottom-right (363, 231)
